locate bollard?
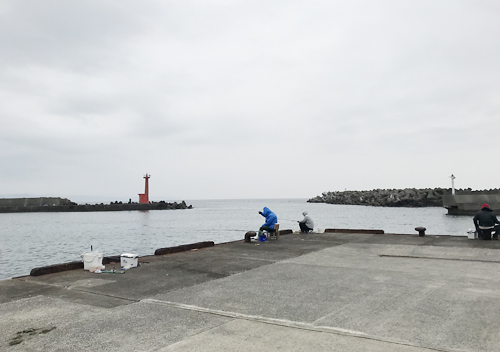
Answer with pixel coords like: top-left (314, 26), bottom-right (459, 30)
top-left (245, 231), bottom-right (257, 243)
top-left (415, 227), bottom-right (426, 237)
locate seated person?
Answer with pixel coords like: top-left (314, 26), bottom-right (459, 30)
top-left (298, 211), bottom-right (314, 233)
top-left (473, 203), bottom-right (500, 240)
top-left (258, 207), bottom-right (278, 237)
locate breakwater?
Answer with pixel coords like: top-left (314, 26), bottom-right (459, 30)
top-left (443, 190), bottom-right (500, 215)
top-left (308, 188), bottom-right (451, 207)
top-left (0, 199), bottom-right (192, 213)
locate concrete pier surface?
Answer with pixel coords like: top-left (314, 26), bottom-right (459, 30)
top-left (2, 232), bottom-right (500, 351)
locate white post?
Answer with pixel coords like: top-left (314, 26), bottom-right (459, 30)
top-left (450, 174), bottom-right (456, 195)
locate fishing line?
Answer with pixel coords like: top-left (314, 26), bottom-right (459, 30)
top-left (201, 227), bottom-right (298, 232)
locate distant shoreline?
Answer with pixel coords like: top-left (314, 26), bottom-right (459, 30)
top-left (0, 197), bottom-right (192, 213)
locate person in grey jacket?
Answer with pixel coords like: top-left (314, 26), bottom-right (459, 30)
top-left (298, 211), bottom-right (314, 233)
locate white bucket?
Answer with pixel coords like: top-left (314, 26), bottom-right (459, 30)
top-left (466, 228), bottom-right (477, 240)
top-left (81, 252), bottom-right (104, 270)
top-left (317, 228), bottom-right (325, 233)
top-left (121, 253), bottom-right (138, 269)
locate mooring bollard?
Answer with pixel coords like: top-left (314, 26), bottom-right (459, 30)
top-left (245, 231), bottom-right (257, 243)
top-left (415, 227), bottom-right (426, 237)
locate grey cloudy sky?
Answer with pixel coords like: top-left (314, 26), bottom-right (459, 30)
top-left (1, 0), bottom-right (499, 202)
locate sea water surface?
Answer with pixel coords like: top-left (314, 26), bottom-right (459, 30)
top-left (0, 198), bottom-right (473, 280)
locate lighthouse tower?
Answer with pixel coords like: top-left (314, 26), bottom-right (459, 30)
top-left (450, 174), bottom-right (456, 195)
top-left (138, 174), bottom-right (150, 204)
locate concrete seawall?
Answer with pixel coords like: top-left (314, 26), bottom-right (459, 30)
top-left (0, 197), bottom-right (75, 207)
top-left (443, 193), bottom-right (500, 215)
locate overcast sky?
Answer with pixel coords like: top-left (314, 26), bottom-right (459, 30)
top-left (1, 1), bottom-right (499, 202)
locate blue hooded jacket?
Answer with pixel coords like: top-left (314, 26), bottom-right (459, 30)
top-left (261, 207), bottom-right (277, 229)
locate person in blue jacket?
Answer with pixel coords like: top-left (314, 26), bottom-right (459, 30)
top-left (258, 207), bottom-right (278, 237)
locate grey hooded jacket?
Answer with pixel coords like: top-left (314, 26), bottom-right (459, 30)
top-left (299, 211), bottom-right (314, 229)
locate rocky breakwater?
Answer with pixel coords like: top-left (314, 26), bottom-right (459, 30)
top-left (0, 199), bottom-right (193, 213)
top-left (308, 188), bottom-right (450, 207)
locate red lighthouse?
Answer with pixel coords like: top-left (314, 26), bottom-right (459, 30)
top-left (138, 174), bottom-right (150, 204)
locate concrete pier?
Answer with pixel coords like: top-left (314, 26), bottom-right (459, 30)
top-left (2, 231), bottom-right (500, 351)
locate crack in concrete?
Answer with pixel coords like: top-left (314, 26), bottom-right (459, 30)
top-left (380, 255), bottom-right (500, 263)
top-left (14, 279), bottom-right (139, 303)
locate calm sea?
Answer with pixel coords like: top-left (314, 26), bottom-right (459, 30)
top-left (0, 198), bottom-right (473, 281)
